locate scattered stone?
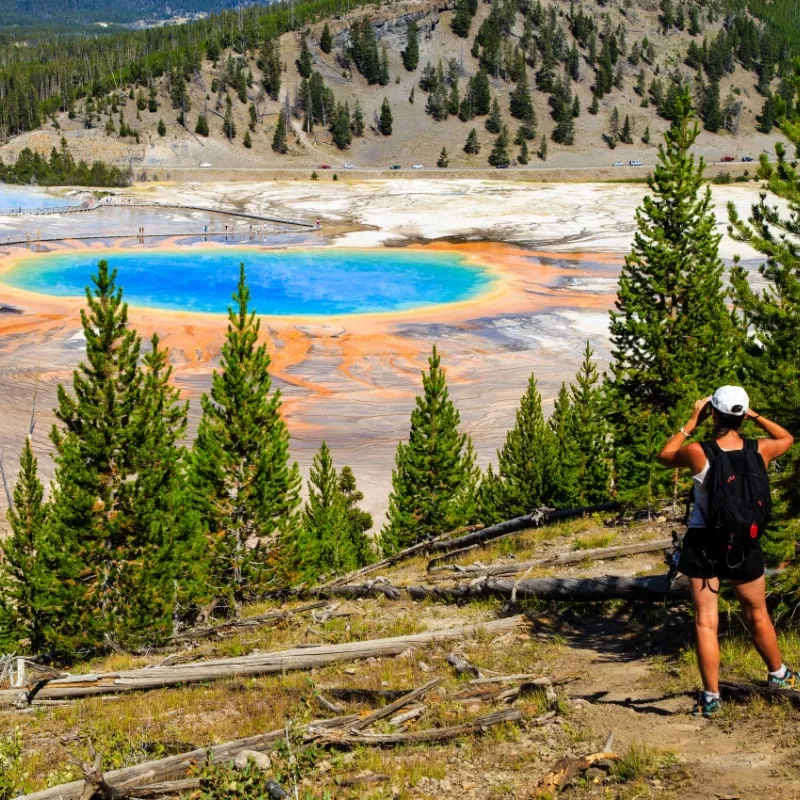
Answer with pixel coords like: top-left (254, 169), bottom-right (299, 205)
top-left (234, 749), bottom-right (271, 771)
top-left (418, 661), bottom-right (431, 672)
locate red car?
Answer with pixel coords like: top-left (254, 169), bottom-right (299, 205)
top-left (721, 156), bottom-right (735, 162)
top-left (319, 164), bottom-right (332, 169)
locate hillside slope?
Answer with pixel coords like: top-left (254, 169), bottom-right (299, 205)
top-left (0, 0), bottom-right (793, 173)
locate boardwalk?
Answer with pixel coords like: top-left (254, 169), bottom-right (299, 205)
top-left (0, 196), bottom-right (316, 229)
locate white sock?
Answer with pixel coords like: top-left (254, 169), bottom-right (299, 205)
top-left (769, 664), bottom-right (788, 679)
top-left (702, 690), bottom-right (720, 703)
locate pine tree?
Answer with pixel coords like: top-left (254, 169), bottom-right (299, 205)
top-left (43, 262), bottom-right (194, 659)
top-left (297, 35), bottom-right (313, 79)
top-left (223, 106), bottom-right (236, 140)
top-left (402, 20), bottom-right (419, 71)
top-left (488, 124), bottom-right (509, 166)
top-left (351, 101), bottom-right (365, 137)
top-left (510, 72), bottom-right (535, 125)
top-left (569, 343), bottom-right (611, 505)
top-left (518, 138), bottom-right (529, 164)
top-left (157, 118), bottom-right (166, 137)
top-left (485, 97), bottom-right (502, 133)
top-left (243, 130), bottom-right (252, 148)
top-left (0, 440), bottom-right (47, 652)
top-left (190, 265), bottom-right (301, 610)
top-left (378, 46), bottom-right (390, 86)
top-left (538, 135), bottom-right (548, 160)
top-left (589, 91), bottom-right (599, 115)
top-left (464, 128), bottom-right (480, 154)
top-left (272, 111), bottom-right (288, 153)
top-left (548, 383), bottom-right (580, 508)
top-left (728, 133), bottom-right (800, 562)
top-left (380, 347), bottom-right (476, 553)
top-left (702, 78), bottom-right (723, 133)
top-left (486, 373), bottom-right (558, 521)
top-left (642, 124), bottom-right (650, 144)
top-left (298, 443), bottom-right (370, 580)
top-left (472, 69), bottom-right (491, 115)
top-left (378, 97), bottom-right (393, 135)
top-left (437, 147), bottom-right (449, 167)
top-left (330, 102), bottom-right (352, 149)
top-left (757, 94), bottom-right (776, 133)
top-left (621, 114), bottom-right (633, 143)
top-left (320, 23), bottom-right (333, 54)
top-left (607, 88), bottom-right (734, 501)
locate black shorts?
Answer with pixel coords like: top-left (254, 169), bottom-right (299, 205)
top-left (678, 528), bottom-right (765, 583)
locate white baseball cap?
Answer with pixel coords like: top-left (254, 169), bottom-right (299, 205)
top-left (711, 385), bottom-right (749, 416)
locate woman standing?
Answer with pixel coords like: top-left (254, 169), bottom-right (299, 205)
top-left (658, 386), bottom-right (796, 717)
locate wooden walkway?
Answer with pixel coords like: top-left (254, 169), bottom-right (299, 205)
top-left (0, 198), bottom-right (316, 229)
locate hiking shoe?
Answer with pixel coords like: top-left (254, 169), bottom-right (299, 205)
top-left (767, 668), bottom-right (800, 689)
top-left (692, 693), bottom-right (721, 718)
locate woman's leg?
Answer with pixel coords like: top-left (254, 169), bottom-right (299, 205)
top-left (689, 577), bottom-right (721, 692)
top-left (731, 576), bottom-right (782, 672)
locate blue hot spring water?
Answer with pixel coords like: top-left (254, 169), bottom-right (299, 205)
top-left (2, 248), bottom-right (494, 315)
top-left (0, 185), bottom-right (79, 210)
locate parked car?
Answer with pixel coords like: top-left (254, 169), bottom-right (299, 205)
top-left (628, 159), bottom-right (642, 166)
top-left (613, 161), bottom-right (624, 167)
top-left (319, 164), bottom-right (332, 169)
top-left (741, 155), bottom-right (754, 162)
top-left (390, 164), bottom-right (401, 170)
top-left (496, 162), bottom-right (510, 169)
top-left (412, 163), bottom-right (424, 169)
top-left (721, 155), bottom-right (735, 162)
top-left (343, 163), bottom-right (354, 169)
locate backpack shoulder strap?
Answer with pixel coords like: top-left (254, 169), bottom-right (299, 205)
top-left (700, 440), bottom-right (720, 462)
top-left (745, 438), bottom-right (758, 453)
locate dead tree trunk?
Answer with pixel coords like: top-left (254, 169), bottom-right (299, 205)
top-left (426, 503), bottom-right (621, 554)
top-left (407, 574), bottom-right (690, 603)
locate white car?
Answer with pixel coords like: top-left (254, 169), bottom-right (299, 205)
top-left (613, 161), bottom-right (624, 167)
top-left (629, 159), bottom-right (643, 167)
top-left (343, 163), bottom-right (354, 169)
top-left (412, 163), bottom-right (424, 169)
top-left (199, 162), bottom-right (213, 168)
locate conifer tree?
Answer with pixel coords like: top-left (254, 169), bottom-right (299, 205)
top-left (223, 106), bottom-right (236, 140)
top-left (621, 114), bottom-right (633, 143)
top-left (297, 35), bottom-right (313, 79)
top-left (402, 20), bottom-right (419, 71)
top-left (548, 384), bottom-right (580, 508)
top-left (728, 130), bottom-right (800, 561)
top-left (538, 135), bottom-right (548, 160)
top-left (569, 343), bottom-right (611, 505)
top-left (486, 373), bottom-right (558, 521)
top-left (472, 69), bottom-right (491, 116)
top-left (378, 97), bottom-right (393, 135)
top-left (464, 127), bottom-right (481, 154)
top-left (320, 22), bottom-right (333, 54)
top-left (378, 46), bottom-right (390, 86)
top-left (243, 130), bottom-right (252, 148)
top-left (488, 124), bottom-right (509, 166)
top-left (485, 97), bottom-right (502, 133)
top-left (330, 102), bottom-right (352, 149)
top-left (510, 71), bottom-right (535, 125)
top-left (272, 111), bottom-right (288, 153)
top-left (338, 466), bottom-right (373, 544)
top-left (298, 443), bottom-right (370, 580)
top-left (351, 101), bottom-right (365, 137)
top-left (157, 118), bottom-right (166, 137)
top-left (437, 146), bottom-right (449, 167)
top-left (190, 265), bottom-right (301, 609)
top-left (380, 347), bottom-right (476, 553)
top-left (0, 440), bottom-right (47, 652)
top-left (607, 88), bottom-right (733, 501)
top-left (43, 262), bottom-right (194, 659)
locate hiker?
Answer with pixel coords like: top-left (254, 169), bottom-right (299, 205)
top-left (658, 386), bottom-right (796, 717)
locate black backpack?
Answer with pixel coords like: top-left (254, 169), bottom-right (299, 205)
top-left (699, 439), bottom-right (771, 566)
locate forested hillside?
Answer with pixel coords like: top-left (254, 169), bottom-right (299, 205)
top-left (0, 0), bottom-right (257, 27)
top-left (0, 0), bottom-right (797, 171)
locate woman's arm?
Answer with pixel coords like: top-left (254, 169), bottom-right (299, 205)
top-left (658, 396), bottom-right (711, 469)
top-left (748, 410), bottom-right (794, 466)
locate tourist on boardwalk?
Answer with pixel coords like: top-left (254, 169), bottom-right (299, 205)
top-left (658, 387), bottom-right (797, 717)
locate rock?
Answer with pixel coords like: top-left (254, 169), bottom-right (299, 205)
top-left (317, 758), bottom-right (332, 773)
top-left (585, 768), bottom-right (605, 782)
top-left (234, 749), bottom-right (271, 771)
top-left (398, 647), bottom-right (416, 659)
top-left (418, 661), bottom-right (431, 672)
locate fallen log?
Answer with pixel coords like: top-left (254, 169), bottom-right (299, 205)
top-left (308, 708), bottom-right (522, 747)
top-left (0, 616), bottom-right (523, 708)
top-left (348, 678), bottom-right (442, 731)
top-left (719, 680), bottom-right (800, 709)
top-left (406, 574), bottom-right (690, 603)
top-left (426, 503), bottom-right (622, 554)
top-left (317, 524), bottom-right (485, 588)
top-left (16, 715), bottom-right (357, 800)
top-left (535, 749), bottom-right (620, 796)
top-left (428, 538), bottom-right (672, 576)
